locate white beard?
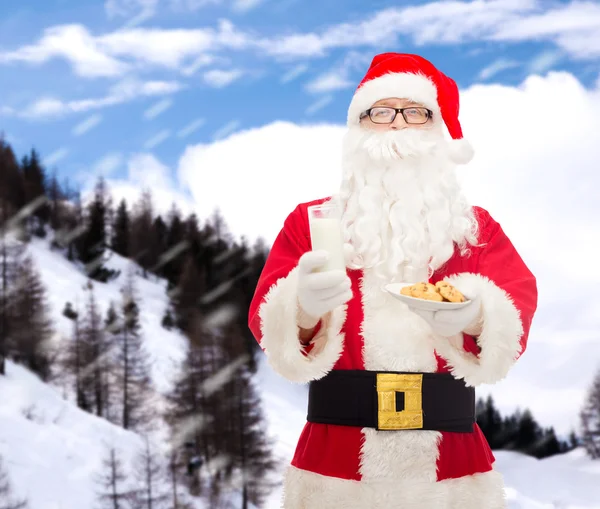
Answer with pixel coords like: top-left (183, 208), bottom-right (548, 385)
top-left (334, 125), bottom-right (479, 283)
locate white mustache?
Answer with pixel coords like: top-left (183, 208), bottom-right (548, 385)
top-left (347, 127), bottom-right (444, 163)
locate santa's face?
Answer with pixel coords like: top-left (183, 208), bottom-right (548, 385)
top-left (336, 97), bottom-right (478, 283)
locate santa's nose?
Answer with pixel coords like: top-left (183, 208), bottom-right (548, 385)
top-left (390, 115), bottom-right (408, 129)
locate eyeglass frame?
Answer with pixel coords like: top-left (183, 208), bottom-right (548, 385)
top-left (360, 106), bottom-right (434, 125)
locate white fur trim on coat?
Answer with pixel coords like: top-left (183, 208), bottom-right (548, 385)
top-left (347, 72), bottom-right (440, 126)
top-left (433, 273), bottom-right (524, 387)
top-left (281, 465), bottom-right (507, 509)
top-left (358, 269), bottom-right (441, 483)
top-left (258, 266), bottom-right (346, 383)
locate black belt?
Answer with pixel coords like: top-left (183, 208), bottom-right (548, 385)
top-left (307, 370), bottom-right (475, 432)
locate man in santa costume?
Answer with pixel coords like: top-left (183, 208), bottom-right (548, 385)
top-left (248, 53), bottom-right (537, 508)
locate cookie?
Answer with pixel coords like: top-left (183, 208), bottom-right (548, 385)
top-left (435, 281), bottom-right (466, 303)
top-left (403, 282), bottom-right (443, 302)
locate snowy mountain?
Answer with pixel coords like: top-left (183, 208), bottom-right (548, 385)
top-left (1, 236), bottom-right (599, 508)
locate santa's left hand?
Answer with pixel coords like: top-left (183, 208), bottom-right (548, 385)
top-left (410, 294), bottom-right (483, 337)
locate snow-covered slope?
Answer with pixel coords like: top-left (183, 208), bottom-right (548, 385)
top-left (0, 360), bottom-right (148, 509)
top-left (1, 237), bottom-right (600, 508)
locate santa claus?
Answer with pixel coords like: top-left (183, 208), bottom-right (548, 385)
top-left (248, 53), bottom-right (538, 509)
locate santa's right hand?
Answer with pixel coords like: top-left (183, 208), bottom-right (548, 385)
top-left (296, 250), bottom-right (353, 329)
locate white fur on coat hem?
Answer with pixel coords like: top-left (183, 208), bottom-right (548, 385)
top-left (280, 465), bottom-right (507, 509)
top-left (258, 266), bottom-right (347, 383)
top-left (433, 272), bottom-right (524, 387)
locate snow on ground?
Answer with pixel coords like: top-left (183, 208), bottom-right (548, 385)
top-left (0, 360), bottom-right (148, 509)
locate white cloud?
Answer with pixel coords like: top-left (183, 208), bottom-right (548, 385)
top-left (76, 152), bottom-right (124, 188)
top-left (181, 54), bottom-right (215, 76)
top-left (231, 0), bottom-right (265, 12)
top-left (19, 79), bottom-right (183, 120)
top-left (0, 21), bottom-right (251, 78)
top-left (0, 24), bottom-right (129, 78)
top-left (72, 114), bottom-right (103, 136)
top-left (93, 152), bottom-right (124, 176)
top-left (1, 1), bottom-right (599, 85)
top-left (105, 0), bottom-right (159, 19)
top-left (104, 152), bottom-right (194, 217)
top-left (477, 58), bottom-right (520, 80)
top-left (212, 120), bottom-right (241, 140)
top-left (169, 0), bottom-right (221, 12)
top-left (305, 95), bottom-right (333, 115)
top-left (527, 50), bottom-right (563, 75)
top-left (177, 118), bottom-right (206, 138)
top-left (203, 68), bottom-right (244, 87)
top-left (43, 147), bottom-right (70, 167)
top-left (263, 0), bottom-right (600, 60)
top-left (305, 72), bottom-right (353, 93)
top-left (143, 129), bottom-right (171, 149)
top-left (280, 64), bottom-right (309, 84)
top-left (144, 98), bottom-right (173, 119)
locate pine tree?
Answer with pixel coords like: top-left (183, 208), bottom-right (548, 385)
top-left (162, 204), bottom-right (187, 287)
top-left (161, 309), bottom-right (175, 330)
top-left (130, 436), bottom-right (170, 509)
top-left (62, 300), bottom-right (90, 411)
top-left (112, 199), bottom-right (130, 258)
top-left (221, 324), bottom-right (277, 508)
top-left (20, 148), bottom-right (49, 236)
top-left (476, 395), bottom-right (504, 449)
top-left (0, 138), bottom-right (25, 221)
top-left (103, 301), bottom-right (121, 425)
top-left (129, 189), bottom-right (157, 279)
top-left (94, 445), bottom-right (132, 509)
top-left (116, 271), bottom-right (153, 432)
top-left (532, 427), bottom-right (562, 459)
top-left (0, 231), bottom-right (25, 376)
top-left (516, 409), bottom-right (543, 454)
top-left (47, 169), bottom-right (66, 235)
top-left (0, 455), bottom-right (28, 509)
top-left (172, 256), bottom-right (207, 334)
top-left (81, 281), bottom-right (112, 417)
top-left (581, 367), bottom-right (600, 459)
top-left (166, 450), bottom-right (196, 509)
top-left (165, 318), bottom-right (215, 498)
top-left (150, 216), bottom-right (168, 275)
top-left (568, 430), bottom-right (579, 450)
top-left (77, 177), bottom-right (117, 282)
top-left (8, 254), bottom-right (54, 381)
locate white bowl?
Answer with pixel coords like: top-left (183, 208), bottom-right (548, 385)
top-left (384, 283), bottom-right (472, 311)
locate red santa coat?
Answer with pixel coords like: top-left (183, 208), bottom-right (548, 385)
top-left (248, 197), bottom-right (537, 509)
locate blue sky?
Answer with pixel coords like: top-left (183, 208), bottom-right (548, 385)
top-left (1, 0), bottom-right (599, 194)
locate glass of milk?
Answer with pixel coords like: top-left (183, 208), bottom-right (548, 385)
top-left (307, 202), bottom-right (346, 272)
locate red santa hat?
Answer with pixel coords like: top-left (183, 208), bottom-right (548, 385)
top-left (347, 53), bottom-right (474, 165)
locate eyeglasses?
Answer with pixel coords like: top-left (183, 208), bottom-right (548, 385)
top-left (360, 107), bottom-right (433, 125)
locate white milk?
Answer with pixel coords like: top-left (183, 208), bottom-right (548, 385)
top-left (309, 217), bottom-right (346, 272)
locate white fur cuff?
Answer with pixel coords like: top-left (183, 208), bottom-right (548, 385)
top-left (433, 273), bottom-right (524, 387)
top-left (257, 266), bottom-right (347, 383)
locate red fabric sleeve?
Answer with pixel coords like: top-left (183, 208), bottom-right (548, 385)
top-left (473, 207), bottom-right (538, 359)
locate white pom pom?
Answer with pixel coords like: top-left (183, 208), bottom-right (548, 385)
top-left (447, 138), bottom-right (474, 165)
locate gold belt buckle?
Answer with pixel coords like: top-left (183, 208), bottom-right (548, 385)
top-left (376, 373), bottom-right (424, 430)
